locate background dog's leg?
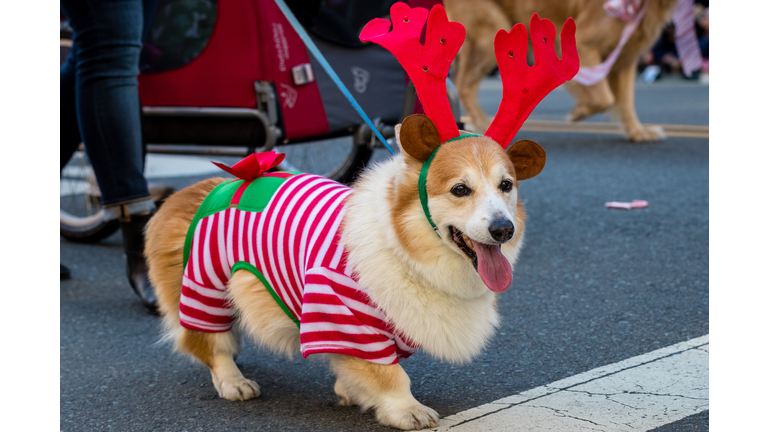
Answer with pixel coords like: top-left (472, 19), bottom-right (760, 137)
top-left (329, 354), bottom-right (439, 430)
top-left (608, 63), bottom-right (665, 142)
top-left (446, 0), bottom-right (510, 134)
top-left (179, 327), bottom-right (260, 401)
top-left (565, 49), bottom-right (615, 122)
top-left (454, 41), bottom-right (496, 133)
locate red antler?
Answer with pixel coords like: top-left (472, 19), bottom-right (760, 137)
top-left (360, 3), bottom-right (464, 143)
top-left (485, 14), bottom-right (579, 147)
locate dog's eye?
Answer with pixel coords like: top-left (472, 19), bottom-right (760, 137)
top-left (499, 179), bottom-right (514, 192)
top-left (451, 184), bottom-right (471, 197)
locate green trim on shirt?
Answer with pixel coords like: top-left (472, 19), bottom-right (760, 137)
top-left (183, 179), bottom-right (240, 269)
top-left (231, 261), bottom-right (301, 328)
top-left (236, 176), bottom-right (289, 213)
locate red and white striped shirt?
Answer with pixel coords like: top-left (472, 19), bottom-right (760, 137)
top-left (180, 173), bottom-right (418, 364)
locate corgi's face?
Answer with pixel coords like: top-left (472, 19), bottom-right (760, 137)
top-left (427, 137), bottom-right (522, 293)
top-left (395, 115), bottom-right (545, 293)
top-left (427, 137), bottom-right (518, 242)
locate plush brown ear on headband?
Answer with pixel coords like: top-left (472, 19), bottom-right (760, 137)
top-left (398, 114), bottom-right (442, 161)
top-left (506, 139), bottom-right (546, 180)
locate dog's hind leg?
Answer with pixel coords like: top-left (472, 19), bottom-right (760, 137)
top-left (564, 47), bottom-right (616, 122)
top-left (329, 354), bottom-right (439, 430)
top-left (608, 63), bottom-right (665, 142)
top-left (145, 177), bottom-right (258, 401)
top-left (565, 78), bottom-right (615, 122)
top-left (144, 177), bottom-right (256, 400)
top-left (178, 326), bottom-right (260, 401)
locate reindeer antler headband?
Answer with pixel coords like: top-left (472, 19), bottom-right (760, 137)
top-left (361, 3), bottom-right (578, 147)
top-left (361, 4), bottom-right (579, 234)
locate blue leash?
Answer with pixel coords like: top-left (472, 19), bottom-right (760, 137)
top-left (273, 0), bottom-right (395, 155)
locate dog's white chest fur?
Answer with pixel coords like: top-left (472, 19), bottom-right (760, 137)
top-left (342, 156), bottom-right (507, 364)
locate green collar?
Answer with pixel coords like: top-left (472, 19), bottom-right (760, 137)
top-left (418, 133), bottom-right (482, 238)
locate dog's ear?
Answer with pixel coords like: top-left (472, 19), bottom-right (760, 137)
top-left (506, 139), bottom-right (546, 180)
top-left (397, 114), bottom-right (442, 162)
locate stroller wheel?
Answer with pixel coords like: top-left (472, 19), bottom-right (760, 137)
top-left (60, 149), bottom-right (121, 243)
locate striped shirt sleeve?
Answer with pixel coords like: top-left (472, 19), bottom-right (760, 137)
top-left (300, 267), bottom-right (414, 364)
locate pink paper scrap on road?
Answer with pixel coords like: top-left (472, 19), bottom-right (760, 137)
top-left (605, 200), bottom-right (649, 210)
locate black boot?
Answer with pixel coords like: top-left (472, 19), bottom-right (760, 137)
top-left (120, 211), bottom-right (159, 314)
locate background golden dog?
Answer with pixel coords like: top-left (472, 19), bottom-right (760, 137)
top-left (445, 0), bottom-right (678, 142)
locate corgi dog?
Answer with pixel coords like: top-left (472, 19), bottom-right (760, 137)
top-left (145, 4), bottom-right (575, 429)
top-left (145, 114), bottom-right (545, 430)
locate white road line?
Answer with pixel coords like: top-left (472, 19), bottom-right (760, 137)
top-left (429, 335), bottom-right (708, 432)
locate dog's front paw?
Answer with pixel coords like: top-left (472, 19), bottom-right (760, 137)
top-left (376, 401), bottom-right (440, 430)
top-left (216, 377), bottom-right (261, 401)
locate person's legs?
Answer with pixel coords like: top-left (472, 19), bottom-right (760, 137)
top-left (60, 0), bottom-right (158, 172)
top-left (61, 0), bottom-right (161, 312)
top-left (61, 0), bottom-right (150, 206)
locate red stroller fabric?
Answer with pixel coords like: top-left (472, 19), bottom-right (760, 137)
top-left (138, 0), bottom-right (329, 140)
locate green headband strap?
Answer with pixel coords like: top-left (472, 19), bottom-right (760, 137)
top-left (418, 133), bottom-right (483, 238)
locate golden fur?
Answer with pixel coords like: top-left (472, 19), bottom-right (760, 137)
top-left (145, 126), bottom-right (538, 429)
top-left (329, 354), bottom-right (437, 429)
top-left (444, 0), bottom-right (678, 142)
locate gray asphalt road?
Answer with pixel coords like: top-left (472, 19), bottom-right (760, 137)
top-left (60, 77), bottom-right (708, 431)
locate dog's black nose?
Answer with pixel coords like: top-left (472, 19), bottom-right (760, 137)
top-left (488, 218), bottom-right (515, 243)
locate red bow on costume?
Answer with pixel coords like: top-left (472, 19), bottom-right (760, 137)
top-left (212, 151), bottom-right (285, 180)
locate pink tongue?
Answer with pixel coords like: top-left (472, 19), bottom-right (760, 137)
top-left (474, 242), bottom-right (512, 292)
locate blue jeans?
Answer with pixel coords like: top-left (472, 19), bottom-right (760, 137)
top-left (60, 0), bottom-right (158, 206)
